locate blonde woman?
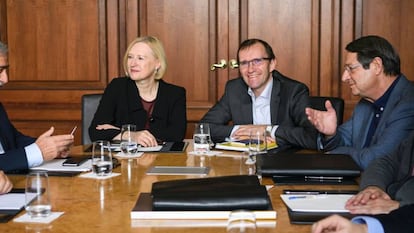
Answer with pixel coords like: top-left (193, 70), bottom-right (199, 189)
top-left (89, 36), bottom-right (186, 147)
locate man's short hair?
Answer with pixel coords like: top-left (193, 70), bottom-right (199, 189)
top-left (346, 35), bottom-right (400, 76)
top-left (237, 39), bottom-right (276, 62)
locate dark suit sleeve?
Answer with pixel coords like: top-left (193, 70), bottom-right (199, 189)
top-left (360, 131), bottom-right (414, 200)
top-left (375, 204), bottom-right (414, 233)
top-left (88, 79), bottom-right (123, 142)
top-left (200, 79), bottom-right (248, 142)
top-left (0, 103), bottom-right (33, 172)
top-left (272, 79), bottom-right (318, 149)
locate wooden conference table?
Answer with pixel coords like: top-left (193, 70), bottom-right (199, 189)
top-left (1, 142), bottom-right (359, 233)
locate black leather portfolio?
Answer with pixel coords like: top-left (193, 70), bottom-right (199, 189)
top-left (256, 152), bottom-right (361, 185)
top-left (286, 206), bottom-right (356, 224)
top-left (150, 175), bottom-right (272, 211)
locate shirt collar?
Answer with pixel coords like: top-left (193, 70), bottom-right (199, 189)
top-left (372, 75), bottom-right (400, 110)
top-left (247, 78), bottom-right (273, 99)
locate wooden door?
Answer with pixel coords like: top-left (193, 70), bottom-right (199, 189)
top-left (126, 0), bottom-right (242, 138)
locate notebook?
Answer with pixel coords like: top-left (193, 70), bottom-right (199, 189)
top-left (0, 189), bottom-right (29, 223)
top-left (281, 190), bottom-right (358, 224)
top-left (256, 152), bottom-right (361, 185)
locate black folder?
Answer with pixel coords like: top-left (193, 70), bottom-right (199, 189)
top-left (256, 152), bottom-right (361, 185)
top-left (286, 206), bottom-right (356, 224)
top-left (150, 175), bottom-right (272, 211)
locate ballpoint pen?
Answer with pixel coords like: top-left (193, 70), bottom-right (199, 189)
top-left (284, 189), bottom-right (358, 195)
top-left (288, 196), bottom-right (307, 200)
top-left (284, 191), bottom-right (321, 195)
top-left (287, 195), bottom-right (328, 200)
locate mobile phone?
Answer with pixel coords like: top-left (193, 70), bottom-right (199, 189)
top-left (62, 157), bottom-right (89, 167)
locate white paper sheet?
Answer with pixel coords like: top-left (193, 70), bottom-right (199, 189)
top-left (0, 193), bottom-right (36, 210)
top-left (280, 194), bottom-right (353, 212)
top-left (30, 159), bottom-right (92, 172)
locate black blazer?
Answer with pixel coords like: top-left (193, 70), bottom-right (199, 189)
top-left (89, 78), bottom-right (187, 142)
top-left (0, 103), bottom-right (35, 172)
top-left (375, 204), bottom-right (414, 233)
top-left (200, 70), bottom-right (317, 149)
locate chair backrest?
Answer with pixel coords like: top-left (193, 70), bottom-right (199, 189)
top-left (309, 96), bottom-right (345, 125)
top-left (81, 93), bottom-right (102, 145)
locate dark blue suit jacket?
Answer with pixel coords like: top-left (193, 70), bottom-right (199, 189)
top-left (320, 75), bottom-right (414, 169)
top-left (375, 203), bottom-right (414, 233)
top-left (0, 103), bottom-right (35, 172)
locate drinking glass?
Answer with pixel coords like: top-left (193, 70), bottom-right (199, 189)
top-left (246, 130), bottom-right (267, 164)
top-left (92, 140), bottom-right (113, 176)
top-left (193, 123), bottom-right (211, 153)
top-left (120, 124), bottom-right (138, 155)
top-left (248, 130), bottom-right (267, 155)
top-left (227, 210), bottom-right (257, 233)
top-left (25, 171), bottom-right (51, 218)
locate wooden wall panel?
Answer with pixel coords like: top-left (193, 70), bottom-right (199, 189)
top-left (139, 0), bottom-right (216, 106)
top-left (361, 0), bottom-right (414, 80)
top-left (0, 0), bottom-right (113, 145)
top-left (133, 0), bottom-right (222, 139)
top-left (6, 0), bottom-right (102, 88)
top-left (242, 0), bottom-right (315, 88)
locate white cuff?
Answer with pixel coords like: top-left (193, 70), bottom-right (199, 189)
top-left (24, 143), bottom-right (44, 167)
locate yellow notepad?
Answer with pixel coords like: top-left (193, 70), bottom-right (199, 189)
top-left (215, 140), bottom-right (278, 152)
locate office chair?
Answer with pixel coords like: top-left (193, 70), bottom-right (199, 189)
top-left (309, 96), bottom-right (345, 125)
top-left (81, 93), bottom-right (102, 145)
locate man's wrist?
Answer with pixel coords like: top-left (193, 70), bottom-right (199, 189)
top-left (265, 125), bottom-right (272, 134)
top-left (265, 125), bottom-right (278, 138)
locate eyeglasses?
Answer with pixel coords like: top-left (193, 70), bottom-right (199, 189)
top-left (0, 65), bottom-right (9, 73)
top-left (344, 63), bottom-right (361, 73)
top-left (239, 58), bottom-right (271, 68)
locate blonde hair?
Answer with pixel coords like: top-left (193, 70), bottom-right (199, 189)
top-left (123, 36), bottom-right (167, 80)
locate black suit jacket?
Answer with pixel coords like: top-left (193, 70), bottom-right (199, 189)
top-left (89, 78), bottom-right (187, 142)
top-left (375, 204), bottom-right (414, 233)
top-left (360, 130), bottom-right (414, 206)
top-left (0, 103), bottom-right (35, 172)
top-left (200, 70), bottom-right (317, 149)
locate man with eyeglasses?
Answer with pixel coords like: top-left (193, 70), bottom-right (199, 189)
top-left (0, 41), bottom-right (74, 173)
top-left (201, 38), bottom-right (317, 149)
top-left (305, 35), bottom-right (414, 170)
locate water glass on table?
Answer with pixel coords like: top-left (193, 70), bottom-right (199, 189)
top-left (92, 140), bottom-right (113, 176)
top-left (25, 171), bottom-right (51, 218)
top-left (120, 124), bottom-right (138, 156)
top-left (193, 123), bottom-right (211, 154)
top-left (227, 210), bottom-right (257, 233)
top-left (246, 129), bottom-right (267, 164)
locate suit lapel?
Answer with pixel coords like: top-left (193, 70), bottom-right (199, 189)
top-left (355, 106), bottom-right (373, 148)
top-left (270, 74), bottom-right (280, 124)
top-left (371, 76), bottom-right (407, 143)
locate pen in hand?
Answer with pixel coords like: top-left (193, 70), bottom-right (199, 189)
top-left (70, 126), bottom-right (77, 135)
